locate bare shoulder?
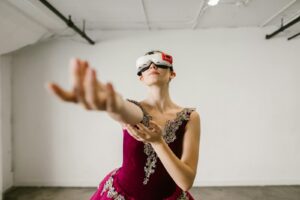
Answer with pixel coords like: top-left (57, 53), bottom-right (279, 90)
top-left (189, 110), bottom-right (200, 121)
top-left (186, 110), bottom-right (201, 129)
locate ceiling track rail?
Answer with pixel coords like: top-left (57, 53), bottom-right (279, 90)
top-left (265, 15), bottom-right (300, 40)
top-left (39, 0), bottom-right (95, 45)
top-left (288, 32), bottom-right (300, 40)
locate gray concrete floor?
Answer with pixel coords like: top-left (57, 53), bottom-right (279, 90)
top-left (3, 186), bottom-right (300, 200)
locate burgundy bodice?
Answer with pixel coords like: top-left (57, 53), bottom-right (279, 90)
top-left (114, 99), bottom-right (196, 200)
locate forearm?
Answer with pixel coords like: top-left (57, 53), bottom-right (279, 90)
top-left (106, 93), bottom-right (143, 125)
top-left (151, 140), bottom-right (196, 191)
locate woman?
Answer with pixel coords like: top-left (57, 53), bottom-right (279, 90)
top-left (47, 50), bottom-right (201, 200)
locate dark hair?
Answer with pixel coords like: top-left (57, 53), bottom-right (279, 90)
top-left (144, 50), bottom-right (174, 72)
top-left (144, 50), bottom-right (163, 56)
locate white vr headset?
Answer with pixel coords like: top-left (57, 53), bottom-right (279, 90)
top-left (136, 52), bottom-right (173, 76)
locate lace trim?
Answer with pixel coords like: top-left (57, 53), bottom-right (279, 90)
top-left (177, 191), bottom-right (189, 200)
top-left (101, 169), bottom-right (125, 200)
top-left (163, 108), bottom-right (195, 143)
top-left (100, 170), bottom-right (189, 200)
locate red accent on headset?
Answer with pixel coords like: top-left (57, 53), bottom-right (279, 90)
top-left (161, 52), bottom-right (173, 64)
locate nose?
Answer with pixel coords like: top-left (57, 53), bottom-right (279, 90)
top-left (149, 63), bottom-right (158, 70)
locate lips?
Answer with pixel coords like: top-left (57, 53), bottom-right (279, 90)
top-left (150, 71), bottom-right (160, 75)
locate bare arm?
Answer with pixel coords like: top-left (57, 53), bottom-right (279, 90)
top-left (105, 92), bottom-right (144, 125)
top-left (151, 111), bottom-right (201, 191)
top-left (46, 58), bottom-right (143, 125)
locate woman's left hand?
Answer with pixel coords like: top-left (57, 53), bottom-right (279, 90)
top-left (125, 120), bottom-right (164, 144)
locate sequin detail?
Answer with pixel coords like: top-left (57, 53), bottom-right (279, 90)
top-left (177, 191), bottom-right (189, 200)
top-left (143, 143), bottom-right (157, 184)
top-left (101, 169), bottom-right (125, 200)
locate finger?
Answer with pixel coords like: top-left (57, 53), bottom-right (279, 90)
top-left (95, 80), bottom-right (108, 110)
top-left (91, 70), bottom-right (108, 109)
top-left (149, 121), bottom-right (161, 131)
top-left (71, 58), bottom-right (82, 96)
top-left (80, 60), bottom-right (89, 80)
top-left (106, 82), bottom-right (117, 112)
top-left (145, 121), bottom-right (157, 132)
top-left (46, 82), bottom-right (76, 102)
top-left (129, 131), bottom-right (141, 141)
top-left (136, 124), bottom-right (153, 140)
top-left (129, 124), bottom-right (146, 139)
top-left (136, 123), bottom-right (149, 133)
top-left (126, 125), bottom-right (144, 141)
top-left (70, 58), bottom-right (79, 88)
top-left (138, 123), bottom-right (158, 139)
top-left (149, 120), bottom-right (159, 126)
top-left (84, 67), bottom-right (101, 110)
top-left (130, 124), bottom-right (147, 139)
top-left (126, 124), bottom-right (138, 136)
top-left (79, 60), bottom-right (91, 109)
top-left (94, 72), bottom-right (105, 90)
top-left (72, 59), bottom-right (91, 110)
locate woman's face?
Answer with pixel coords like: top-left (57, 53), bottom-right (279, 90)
top-left (139, 63), bottom-right (176, 86)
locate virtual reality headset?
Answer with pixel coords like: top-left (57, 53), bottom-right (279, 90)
top-left (136, 52), bottom-right (173, 76)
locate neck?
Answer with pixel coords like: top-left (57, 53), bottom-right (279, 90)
top-left (145, 83), bottom-right (174, 113)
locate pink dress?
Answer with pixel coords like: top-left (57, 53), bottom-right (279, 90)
top-left (90, 99), bottom-right (196, 200)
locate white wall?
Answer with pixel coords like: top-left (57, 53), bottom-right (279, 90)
top-left (0, 122), bottom-right (1, 199)
top-left (0, 0), bottom-right (49, 55)
top-left (11, 27), bottom-right (300, 187)
top-left (0, 54), bottom-right (13, 197)
top-left (0, 118), bottom-right (1, 200)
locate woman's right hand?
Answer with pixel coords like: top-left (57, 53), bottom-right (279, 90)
top-left (45, 58), bottom-right (123, 113)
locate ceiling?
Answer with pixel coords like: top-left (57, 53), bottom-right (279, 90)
top-left (0, 0), bottom-right (300, 54)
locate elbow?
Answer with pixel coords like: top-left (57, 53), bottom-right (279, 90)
top-left (181, 171), bottom-right (196, 191)
top-left (180, 183), bottom-right (193, 192)
top-left (179, 179), bottom-right (194, 191)
top-left (176, 167), bottom-right (197, 191)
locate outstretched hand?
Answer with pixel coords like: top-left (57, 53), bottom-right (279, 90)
top-left (46, 58), bottom-right (121, 112)
top-left (125, 120), bottom-right (164, 144)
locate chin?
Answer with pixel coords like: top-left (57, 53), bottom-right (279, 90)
top-left (145, 79), bottom-right (168, 86)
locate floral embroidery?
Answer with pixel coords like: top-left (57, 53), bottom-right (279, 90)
top-left (163, 108), bottom-right (196, 143)
top-left (126, 99), bottom-right (196, 185)
top-left (101, 169), bottom-right (125, 200)
top-left (143, 143), bottom-right (157, 184)
top-left (177, 191), bottom-right (189, 200)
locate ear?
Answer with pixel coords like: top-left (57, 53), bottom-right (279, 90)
top-left (139, 75), bottom-right (144, 81)
top-left (170, 71), bottom-right (176, 79)
top-left (168, 71), bottom-right (176, 83)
